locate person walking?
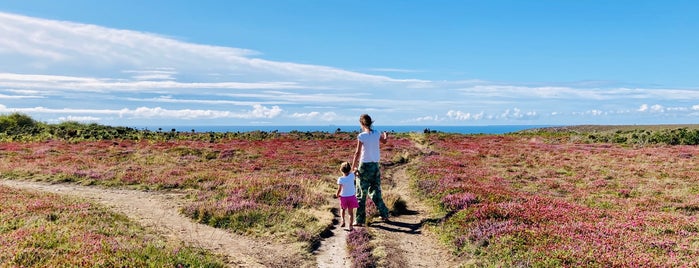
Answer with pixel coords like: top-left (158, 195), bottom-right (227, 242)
top-left (351, 114), bottom-right (390, 226)
top-left (336, 162), bottom-right (359, 231)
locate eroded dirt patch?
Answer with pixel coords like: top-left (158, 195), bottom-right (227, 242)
top-left (0, 179), bottom-right (312, 268)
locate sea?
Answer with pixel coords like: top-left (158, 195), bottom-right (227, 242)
top-left (135, 125), bottom-right (554, 135)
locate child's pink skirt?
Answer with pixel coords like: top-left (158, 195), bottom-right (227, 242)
top-left (339, 195), bottom-right (359, 209)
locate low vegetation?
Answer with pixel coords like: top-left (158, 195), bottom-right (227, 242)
top-left (0, 113), bottom-right (420, 258)
top-left (0, 185), bottom-right (224, 267)
top-left (412, 133), bottom-right (699, 267)
top-left (519, 124), bottom-right (699, 145)
top-left (4, 113), bottom-right (699, 266)
top-left (347, 228), bottom-right (377, 268)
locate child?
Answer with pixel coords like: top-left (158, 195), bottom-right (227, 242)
top-left (336, 161), bottom-right (359, 230)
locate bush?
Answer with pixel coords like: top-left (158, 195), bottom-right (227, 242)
top-left (0, 113), bottom-right (41, 136)
top-left (347, 228), bottom-right (377, 268)
top-left (0, 113), bottom-right (37, 130)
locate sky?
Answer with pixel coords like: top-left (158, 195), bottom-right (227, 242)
top-left (1, 0), bottom-right (698, 127)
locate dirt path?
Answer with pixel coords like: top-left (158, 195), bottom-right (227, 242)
top-left (2, 140), bottom-right (459, 267)
top-left (371, 164), bottom-right (462, 267)
top-left (314, 141), bottom-right (462, 267)
top-left (315, 210), bottom-right (351, 268)
top-left (0, 179), bottom-right (311, 268)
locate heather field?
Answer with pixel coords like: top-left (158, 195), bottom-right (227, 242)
top-left (412, 134), bottom-right (699, 267)
top-left (0, 185), bottom-right (224, 267)
top-left (0, 130), bottom-right (421, 266)
top-left (3, 120), bottom-right (699, 266)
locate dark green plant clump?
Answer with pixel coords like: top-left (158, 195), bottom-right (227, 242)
top-left (0, 113), bottom-right (357, 142)
top-left (517, 126), bottom-right (699, 145)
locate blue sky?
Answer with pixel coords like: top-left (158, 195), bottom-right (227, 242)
top-left (1, 1), bottom-right (698, 127)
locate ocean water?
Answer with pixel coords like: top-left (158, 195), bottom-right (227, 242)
top-left (137, 125), bottom-right (553, 135)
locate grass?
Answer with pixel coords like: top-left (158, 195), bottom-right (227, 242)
top-left (518, 124), bottom-right (699, 145)
top-left (530, 124), bottom-right (699, 133)
top-left (7, 119), bottom-right (699, 266)
top-left (0, 185), bottom-right (225, 267)
top-left (411, 133), bottom-right (699, 267)
top-left (0, 133), bottom-right (420, 255)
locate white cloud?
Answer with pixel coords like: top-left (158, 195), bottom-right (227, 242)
top-left (368, 68), bottom-right (423, 73)
top-left (447, 110), bottom-right (484, 121)
top-left (0, 93), bottom-right (45, 99)
top-left (414, 115), bottom-right (442, 122)
top-left (638, 104), bottom-right (666, 113)
top-left (0, 73), bottom-right (305, 93)
top-left (447, 108), bottom-right (541, 121)
top-left (456, 85), bottom-right (699, 102)
top-left (0, 12), bottom-right (420, 86)
top-left (291, 111), bottom-right (320, 119)
top-left (666, 106), bottom-right (688, 111)
top-left (0, 104), bottom-right (282, 120)
top-left (3, 11), bottom-right (699, 126)
top-left (650, 104), bottom-right (664, 112)
top-left (446, 110), bottom-right (465, 120)
top-left (248, 104), bottom-right (282, 119)
top-left (125, 96), bottom-right (286, 106)
top-left (123, 68), bottom-right (178, 81)
top-left (587, 110), bottom-right (604, 116)
top-left (57, 116), bottom-right (101, 122)
top-left (499, 108), bottom-right (537, 120)
top-left (290, 111), bottom-right (339, 121)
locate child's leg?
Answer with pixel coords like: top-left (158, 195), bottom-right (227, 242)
top-left (340, 208), bottom-right (346, 227)
top-left (348, 208), bottom-right (355, 230)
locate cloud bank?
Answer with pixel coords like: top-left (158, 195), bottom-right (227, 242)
top-left (1, 11), bottom-right (698, 126)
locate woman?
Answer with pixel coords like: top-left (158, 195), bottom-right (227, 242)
top-left (351, 114), bottom-right (390, 226)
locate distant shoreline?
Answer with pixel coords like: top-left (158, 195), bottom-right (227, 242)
top-left (128, 125), bottom-right (555, 135)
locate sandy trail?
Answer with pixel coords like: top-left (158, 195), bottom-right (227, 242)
top-left (370, 165), bottom-right (462, 267)
top-left (0, 179), bottom-right (310, 268)
top-left (2, 141), bottom-right (459, 267)
top-left (314, 145), bottom-right (462, 267)
top-left (315, 211), bottom-right (351, 268)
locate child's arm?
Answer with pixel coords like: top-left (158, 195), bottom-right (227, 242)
top-left (336, 184), bottom-right (343, 198)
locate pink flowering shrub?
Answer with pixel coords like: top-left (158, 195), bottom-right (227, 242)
top-left (442, 192), bottom-right (478, 211)
top-left (0, 133), bottom-right (419, 244)
top-left (412, 134), bottom-right (699, 267)
top-left (347, 228), bottom-right (376, 268)
top-left (0, 186), bottom-right (223, 267)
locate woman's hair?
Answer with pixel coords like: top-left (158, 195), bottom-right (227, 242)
top-left (359, 114), bottom-right (373, 130)
top-left (340, 162), bottom-right (352, 174)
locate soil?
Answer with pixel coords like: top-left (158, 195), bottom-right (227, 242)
top-left (1, 142), bottom-right (463, 267)
top-left (0, 179), bottom-right (311, 268)
top-left (315, 139), bottom-right (464, 267)
top-left (369, 165), bottom-right (462, 267)
top-left (315, 210), bottom-right (352, 268)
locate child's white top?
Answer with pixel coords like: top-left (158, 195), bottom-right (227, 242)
top-left (358, 130), bottom-right (381, 163)
top-left (337, 173), bottom-right (356, 197)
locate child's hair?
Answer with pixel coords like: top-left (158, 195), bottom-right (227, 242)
top-left (359, 114), bottom-right (373, 130)
top-left (340, 162), bottom-right (352, 174)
